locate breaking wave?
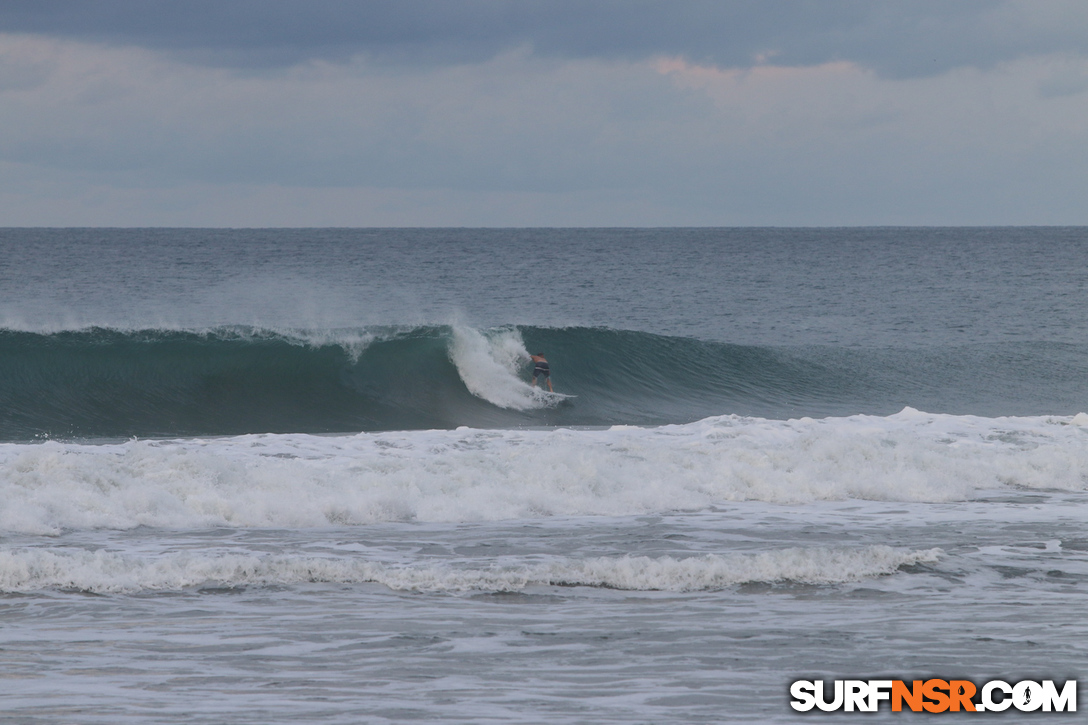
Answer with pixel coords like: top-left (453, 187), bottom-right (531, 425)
top-left (2, 324), bottom-right (1085, 440)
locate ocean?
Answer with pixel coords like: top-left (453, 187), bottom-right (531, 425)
top-left (1, 227), bottom-right (1085, 722)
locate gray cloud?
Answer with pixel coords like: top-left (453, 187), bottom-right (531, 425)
top-left (2, 33), bottom-right (1085, 226)
top-left (2, 1), bottom-right (1086, 77)
top-left (1, 3), bottom-right (1087, 225)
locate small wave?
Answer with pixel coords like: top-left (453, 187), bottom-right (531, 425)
top-left (0, 546), bottom-right (940, 594)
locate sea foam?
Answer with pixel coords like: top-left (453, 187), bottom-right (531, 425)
top-left (2, 409), bottom-right (1086, 534)
top-left (0, 546), bottom-right (940, 594)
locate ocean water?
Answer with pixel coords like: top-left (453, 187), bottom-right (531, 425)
top-left (1, 227), bottom-right (1086, 722)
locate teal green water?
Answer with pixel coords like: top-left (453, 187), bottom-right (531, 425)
top-left (1, 326), bottom-right (1086, 440)
top-left (2, 227), bottom-right (1087, 439)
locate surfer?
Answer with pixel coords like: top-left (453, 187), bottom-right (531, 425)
top-left (529, 352), bottom-right (554, 392)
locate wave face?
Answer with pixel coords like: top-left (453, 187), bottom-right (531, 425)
top-left (0, 325), bottom-right (1085, 440)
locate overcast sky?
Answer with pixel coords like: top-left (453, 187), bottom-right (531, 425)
top-left (1, 0), bottom-right (1086, 226)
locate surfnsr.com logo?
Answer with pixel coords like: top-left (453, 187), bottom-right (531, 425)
top-left (790, 679), bottom-right (1077, 713)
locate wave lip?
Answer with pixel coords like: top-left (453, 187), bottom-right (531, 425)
top-left (0, 546), bottom-right (940, 594)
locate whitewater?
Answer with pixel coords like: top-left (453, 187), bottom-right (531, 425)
top-left (2, 227), bottom-right (1087, 723)
top-left (4, 408), bottom-right (1088, 535)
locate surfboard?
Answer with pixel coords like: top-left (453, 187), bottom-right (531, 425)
top-left (531, 389), bottom-right (576, 401)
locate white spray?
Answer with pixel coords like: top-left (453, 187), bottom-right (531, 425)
top-left (447, 326), bottom-right (557, 410)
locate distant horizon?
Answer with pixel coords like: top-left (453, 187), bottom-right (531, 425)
top-left (6, 224), bottom-right (1088, 230)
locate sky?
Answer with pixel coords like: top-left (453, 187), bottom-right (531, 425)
top-left (1, 0), bottom-right (1087, 226)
